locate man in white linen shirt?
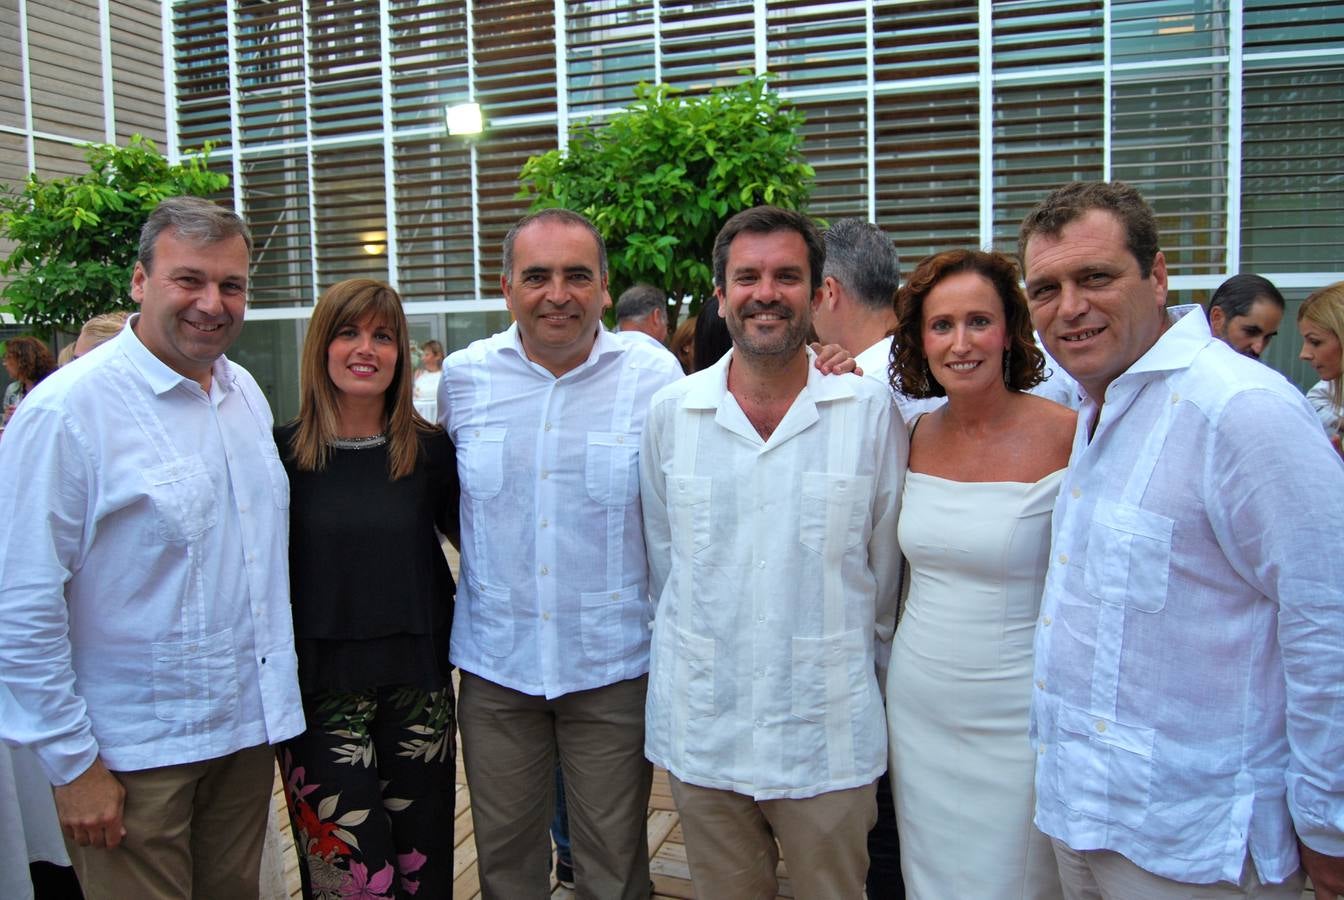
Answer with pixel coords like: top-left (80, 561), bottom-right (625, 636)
top-left (438, 208), bottom-right (683, 899)
top-left (1020, 180), bottom-right (1344, 899)
top-left (640, 206), bottom-right (906, 899)
top-left (813, 216), bottom-right (936, 424)
top-left (614, 282), bottom-right (674, 352)
top-left (0, 196), bottom-right (303, 900)
top-left (810, 215), bottom-right (907, 900)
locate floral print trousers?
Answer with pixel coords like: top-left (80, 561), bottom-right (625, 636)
top-left (279, 684), bottom-right (456, 899)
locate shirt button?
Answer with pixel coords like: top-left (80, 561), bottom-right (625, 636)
top-left (610, 592), bottom-right (620, 600)
top-left (1058, 553), bottom-right (1068, 565)
top-left (541, 470), bottom-right (549, 480)
top-left (1038, 745), bottom-right (1046, 755)
top-left (474, 429), bottom-right (481, 437)
top-left (543, 612), bottom-right (551, 621)
top-left (540, 518), bottom-right (548, 528)
top-left (757, 614), bottom-right (765, 623)
top-left (545, 422), bottom-right (552, 431)
top-left (616, 436), bottom-right (625, 444)
top-left (1171, 392), bottom-right (1181, 404)
top-left (239, 504), bottom-right (248, 514)
top-left (1042, 615), bottom-right (1052, 626)
top-left (1036, 679), bottom-right (1045, 689)
top-left (1071, 487), bottom-right (1081, 499)
top-left (757, 560), bottom-right (766, 569)
top-left (1095, 721), bottom-right (1107, 733)
top-left (261, 657), bottom-right (267, 664)
top-left (540, 565), bottom-right (549, 576)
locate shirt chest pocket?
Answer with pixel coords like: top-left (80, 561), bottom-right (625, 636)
top-left (585, 432), bottom-right (640, 507)
top-left (668, 475), bottom-right (712, 555)
top-left (1083, 500), bottom-right (1173, 613)
top-left (460, 426), bottom-right (507, 500)
top-left (799, 473), bottom-right (872, 556)
top-left (144, 455), bottom-right (218, 542)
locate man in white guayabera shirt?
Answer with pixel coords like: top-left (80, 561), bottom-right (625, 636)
top-left (1020, 180), bottom-right (1344, 900)
top-left (0, 196), bottom-right (302, 900)
top-left (640, 206), bottom-right (906, 899)
top-left (438, 208), bottom-right (683, 900)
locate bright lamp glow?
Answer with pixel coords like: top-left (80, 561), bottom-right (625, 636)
top-left (445, 102), bottom-right (483, 136)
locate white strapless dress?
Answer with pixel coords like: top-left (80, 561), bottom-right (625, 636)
top-left (885, 470), bottom-right (1064, 900)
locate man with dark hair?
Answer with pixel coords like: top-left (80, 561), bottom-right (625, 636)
top-left (614, 283), bottom-right (671, 347)
top-left (1207, 273), bottom-right (1286, 360)
top-left (439, 207), bottom-right (683, 899)
top-left (1020, 181), bottom-right (1344, 899)
top-left (0, 196), bottom-right (303, 899)
top-left (641, 206), bottom-right (905, 898)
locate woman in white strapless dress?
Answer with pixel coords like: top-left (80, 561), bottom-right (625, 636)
top-left (884, 249), bottom-right (1076, 900)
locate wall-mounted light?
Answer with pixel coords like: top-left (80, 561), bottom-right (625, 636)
top-left (446, 102), bottom-right (483, 136)
top-left (362, 231), bottom-right (386, 256)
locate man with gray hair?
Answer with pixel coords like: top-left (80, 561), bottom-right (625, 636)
top-left (0, 196), bottom-right (303, 899)
top-left (814, 217), bottom-right (939, 423)
top-left (614, 282), bottom-right (672, 350)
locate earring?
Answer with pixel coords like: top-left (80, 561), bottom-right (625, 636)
top-left (1003, 352), bottom-right (1011, 385)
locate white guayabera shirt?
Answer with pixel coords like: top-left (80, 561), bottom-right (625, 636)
top-left (0, 321), bottom-right (302, 785)
top-left (640, 348), bottom-right (906, 800)
top-left (1032, 306), bottom-right (1344, 885)
top-left (440, 325), bottom-right (683, 698)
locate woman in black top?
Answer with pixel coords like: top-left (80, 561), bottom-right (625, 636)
top-left (275, 278), bottom-right (459, 900)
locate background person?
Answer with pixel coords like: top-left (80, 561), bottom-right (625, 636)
top-left (885, 249), bottom-right (1072, 900)
top-left (614, 283), bottom-right (671, 347)
top-left (669, 314), bottom-right (696, 373)
top-left (276, 279), bottom-right (459, 899)
top-left (1208, 273), bottom-right (1285, 360)
top-left (412, 338), bottom-right (445, 422)
top-left (1298, 282), bottom-right (1344, 455)
top-left (2, 336), bottom-right (56, 427)
top-left (691, 294), bottom-right (732, 372)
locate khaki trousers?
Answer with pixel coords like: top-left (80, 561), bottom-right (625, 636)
top-left (1052, 840), bottom-right (1307, 900)
top-left (63, 744), bottom-right (274, 900)
top-left (669, 773), bottom-right (877, 900)
top-left (457, 671), bottom-right (653, 900)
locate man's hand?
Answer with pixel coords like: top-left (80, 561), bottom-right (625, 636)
top-left (1300, 840), bottom-right (1344, 899)
top-left (53, 758), bottom-right (126, 849)
top-left (810, 342), bottom-right (860, 376)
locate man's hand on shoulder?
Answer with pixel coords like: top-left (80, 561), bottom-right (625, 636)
top-left (54, 757), bottom-right (127, 849)
top-left (810, 342), bottom-right (859, 376)
top-left (1301, 840), bottom-right (1344, 899)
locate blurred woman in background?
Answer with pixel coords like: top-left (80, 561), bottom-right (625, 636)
top-left (3, 337), bottom-right (56, 427)
top-left (1298, 281), bottom-right (1344, 455)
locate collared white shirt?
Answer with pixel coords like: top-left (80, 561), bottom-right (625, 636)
top-left (0, 320), bottom-right (303, 785)
top-left (440, 325), bottom-right (683, 698)
top-left (1032, 305), bottom-right (1344, 885)
top-left (640, 349), bottom-right (906, 800)
top-left (856, 335), bottom-right (941, 422)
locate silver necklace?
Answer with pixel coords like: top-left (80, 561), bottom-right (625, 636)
top-left (329, 432), bottom-right (387, 450)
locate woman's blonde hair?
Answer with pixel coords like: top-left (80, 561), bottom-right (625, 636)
top-left (1299, 281), bottom-right (1344, 418)
top-left (285, 278), bottom-right (434, 478)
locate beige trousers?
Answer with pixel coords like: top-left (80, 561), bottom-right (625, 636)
top-left (457, 671), bottom-right (653, 900)
top-left (1052, 840), bottom-right (1307, 900)
top-left (669, 773), bottom-right (878, 900)
top-left (63, 744), bottom-right (274, 900)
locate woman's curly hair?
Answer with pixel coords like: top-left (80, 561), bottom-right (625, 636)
top-left (889, 249), bottom-right (1044, 399)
